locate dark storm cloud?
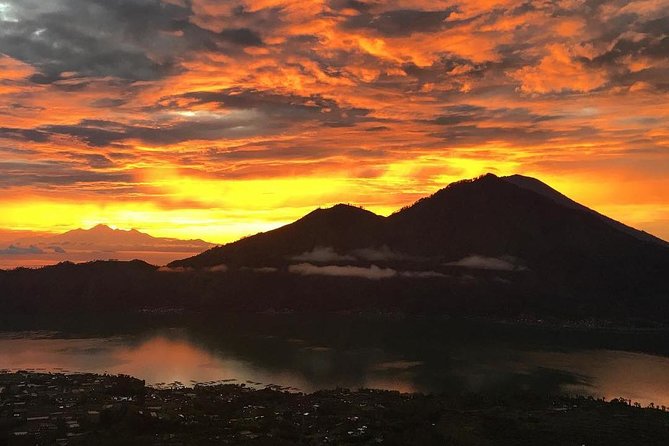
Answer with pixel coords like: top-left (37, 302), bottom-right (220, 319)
top-left (0, 0), bottom-right (263, 83)
top-left (638, 16), bottom-right (669, 36)
top-left (328, 0), bottom-right (371, 13)
top-left (0, 160), bottom-right (132, 187)
top-left (1, 122), bottom-right (126, 147)
top-left (624, 67), bottom-right (669, 91)
top-left (0, 85), bottom-right (376, 147)
top-left (90, 98), bottom-right (130, 109)
top-left (341, 8), bottom-right (458, 36)
top-left (194, 3), bottom-right (284, 37)
top-left (400, 55), bottom-right (490, 89)
top-left (39, 121), bottom-right (128, 147)
top-left (591, 36), bottom-right (669, 66)
top-left (0, 146), bottom-right (40, 156)
top-left (36, 119), bottom-right (265, 146)
top-left (581, 19), bottom-right (669, 91)
top-left (11, 88), bottom-right (373, 146)
top-left (0, 127), bottom-right (50, 143)
top-left (167, 88), bottom-right (373, 127)
top-left (0, 245), bottom-right (44, 255)
top-left (0, 118), bottom-right (285, 147)
top-left (220, 28), bottom-right (263, 46)
top-left (428, 105), bottom-right (559, 126)
top-left (510, 2), bottom-right (536, 16)
top-left (431, 124), bottom-right (598, 146)
top-left (2, 90), bottom-right (563, 150)
top-left (0, 0), bottom-right (186, 82)
top-left (205, 146), bottom-right (335, 162)
top-left (201, 144), bottom-right (394, 163)
top-left (585, 11), bottom-right (639, 43)
top-left (2, 103), bottom-right (45, 113)
top-left (74, 154), bottom-right (116, 169)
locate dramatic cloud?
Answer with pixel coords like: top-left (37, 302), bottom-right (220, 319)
top-left (289, 263), bottom-right (397, 279)
top-left (0, 0), bottom-right (668, 247)
top-left (0, 0), bottom-right (181, 82)
top-left (292, 245), bottom-right (412, 262)
top-left (291, 247), bottom-right (355, 262)
top-left (0, 0), bottom-right (262, 83)
top-left (164, 88), bottom-right (374, 129)
top-left (341, 8), bottom-right (457, 37)
top-left (446, 255), bottom-right (526, 271)
top-left (399, 270), bottom-right (447, 278)
top-left (219, 28), bottom-right (263, 46)
top-left (289, 263), bottom-right (448, 279)
top-left (0, 244), bottom-right (44, 255)
top-left (251, 267), bottom-right (278, 273)
top-left (351, 246), bottom-right (409, 261)
top-left (157, 266), bottom-right (193, 273)
top-left (206, 264), bottom-right (228, 272)
top-left (0, 160), bottom-right (132, 188)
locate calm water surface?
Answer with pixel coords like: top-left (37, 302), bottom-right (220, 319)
top-left (1, 314), bottom-right (669, 406)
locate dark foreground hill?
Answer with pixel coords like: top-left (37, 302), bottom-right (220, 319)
top-left (1, 174), bottom-right (668, 321)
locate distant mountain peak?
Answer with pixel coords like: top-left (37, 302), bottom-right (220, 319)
top-left (87, 224), bottom-right (139, 233)
top-left (89, 224), bottom-right (115, 232)
top-left (29, 224), bottom-right (214, 249)
top-left (1, 222), bottom-right (215, 269)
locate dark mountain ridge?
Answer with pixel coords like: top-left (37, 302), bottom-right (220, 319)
top-left (2, 173), bottom-right (668, 321)
top-left (171, 173), bottom-right (668, 270)
top-left (176, 204), bottom-right (385, 268)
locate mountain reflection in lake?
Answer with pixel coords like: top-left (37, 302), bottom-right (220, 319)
top-left (2, 314), bottom-right (669, 406)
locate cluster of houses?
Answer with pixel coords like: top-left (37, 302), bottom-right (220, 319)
top-left (0, 371), bottom-right (130, 445)
top-left (1, 370), bottom-right (392, 444)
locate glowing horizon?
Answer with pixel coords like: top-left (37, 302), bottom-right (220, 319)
top-left (1, 0), bottom-right (668, 244)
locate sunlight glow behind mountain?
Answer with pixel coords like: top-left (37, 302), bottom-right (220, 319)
top-left (1, 0), bottom-right (668, 242)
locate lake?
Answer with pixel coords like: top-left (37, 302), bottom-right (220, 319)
top-left (2, 314), bottom-right (669, 407)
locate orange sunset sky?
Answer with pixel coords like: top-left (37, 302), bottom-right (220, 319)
top-left (1, 0), bottom-right (668, 243)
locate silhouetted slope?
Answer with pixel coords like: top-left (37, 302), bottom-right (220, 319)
top-left (174, 173), bottom-right (669, 271)
top-left (385, 174), bottom-right (669, 306)
top-left (170, 204), bottom-right (384, 268)
top-left (502, 174), bottom-right (668, 247)
top-left (387, 174), bottom-right (664, 262)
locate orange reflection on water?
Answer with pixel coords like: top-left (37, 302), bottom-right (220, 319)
top-left (6, 332), bottom-right (669, 405)
top-left (0, 334), bottom-right (295, 388)
top-left (523, 350), bottom-right (669, 407)
top-left (0, 333), bottom-right (415, 393)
